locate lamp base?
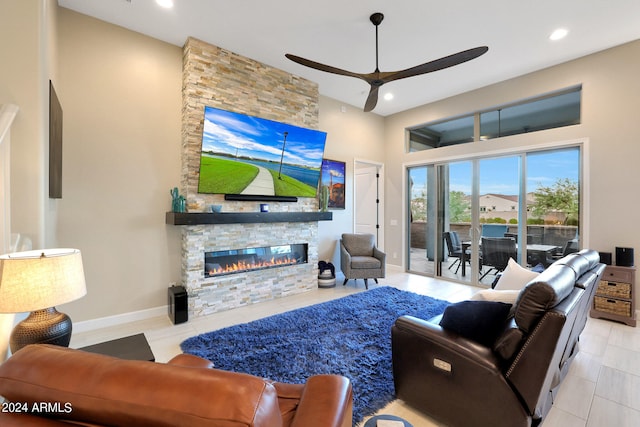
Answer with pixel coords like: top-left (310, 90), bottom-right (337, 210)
top-left (10, 307), bottom-right (73, 354)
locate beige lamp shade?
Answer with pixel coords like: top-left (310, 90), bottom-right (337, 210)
top-left (0, 248), bottom-right (87, 313)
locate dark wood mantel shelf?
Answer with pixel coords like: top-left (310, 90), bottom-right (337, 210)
top-left (166, 211), bottom-right (333, 225)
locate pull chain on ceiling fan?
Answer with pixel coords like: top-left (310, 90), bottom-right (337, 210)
top-left (286, 12), bottom-right (488, 112)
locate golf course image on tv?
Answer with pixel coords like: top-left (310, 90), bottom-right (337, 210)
top-left (197, 106), bottom-right (328, 198)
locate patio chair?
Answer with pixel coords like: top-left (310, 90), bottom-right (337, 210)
top-left (444, 231), bottom-right (469, 274)
top-left (340, 233), bottom-right (386, 289)
top-left (480, 236), bottom-right (516, 280)
top-left (481, 224), bottom-right (509, 238)
top-left (552, 239), bottom-right (579, 260)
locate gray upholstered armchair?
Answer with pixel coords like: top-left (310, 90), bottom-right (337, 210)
top-left (340, 233), bottom-right (386, 289)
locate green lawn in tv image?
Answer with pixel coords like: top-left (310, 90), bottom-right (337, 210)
top-left (197, 156), bottom-right (318, 197)
top-left (197, 157), bottom-right (259, 194)
top-left (197, 106), bottom-right (327, 197)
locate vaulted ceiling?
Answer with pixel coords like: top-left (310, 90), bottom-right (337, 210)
top-left (58, 0), bottom-right (640, 116)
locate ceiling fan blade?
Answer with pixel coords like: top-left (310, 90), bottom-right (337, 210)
top-left (384, 46), bottom-right (489, 83)
top-left (287, 13), bottom-right (489, 114)
top-left (285, 54), bottom-right (365, 80)
top-left (364, 85), bottom-right (380, 112)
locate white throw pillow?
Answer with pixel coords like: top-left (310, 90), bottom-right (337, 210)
top-left (471, 289), bottom-right (521, 305)
top-left (494, 258), bottom-right (539, 291)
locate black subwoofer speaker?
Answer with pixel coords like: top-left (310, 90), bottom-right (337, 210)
top-left (168, 285), bottom-right (188, 324)
top-left (616, 247), bottom-right (634, 267)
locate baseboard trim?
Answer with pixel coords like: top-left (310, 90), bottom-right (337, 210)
top-left (73, 306), bottom-right (167, 334)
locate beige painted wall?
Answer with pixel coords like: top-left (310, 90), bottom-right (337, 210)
top-left (0, 0), bottom-right (57, 358)
top-left (0, 0), bottom-right (52, 249)
top-left (383, 40), bottom-right (640, 285)
top-left (55, 9), bottom-right (183, 321)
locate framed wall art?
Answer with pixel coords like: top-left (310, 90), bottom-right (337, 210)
top-left (320, 159), bottom-right (345, 209)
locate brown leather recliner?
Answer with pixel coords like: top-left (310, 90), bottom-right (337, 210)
top-left (391, 249), bottom-right (604, 427)
top-left (0, 344), bottom-right (353, 427)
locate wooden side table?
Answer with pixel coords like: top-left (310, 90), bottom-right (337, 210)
top-left (590, 265), bottom-right (636, 327)
top-left (78, 333), bottom-right (155, 361)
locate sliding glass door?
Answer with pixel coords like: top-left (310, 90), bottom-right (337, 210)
top-left (406, 145), bottom-right (581, 286)
top-left (526, 148), bottom-right (581, 257)
top-left (441, 161), bottom-right (473, 284)
top-left (478, 155), bottom-right (522, 285)
top-left (408, 161), bottom-right (474, 285)
top-left (408, 165), bottom-right (434, 275)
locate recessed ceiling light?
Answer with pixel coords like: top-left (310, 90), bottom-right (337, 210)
top-left (549, 28), bottom-right (569, 41)
top-left (156, 0), bottom-right (174, 8)
top-left (383, 93), bottom-right (394, 101)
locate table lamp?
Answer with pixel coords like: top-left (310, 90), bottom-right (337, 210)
top-left (0, 248), bottom-right (87, 353)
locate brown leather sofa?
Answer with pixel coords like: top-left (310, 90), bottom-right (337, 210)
top-left (0, 344), bottom-right (353, 427)
top-left (392, 249), bottom-right (604, 427)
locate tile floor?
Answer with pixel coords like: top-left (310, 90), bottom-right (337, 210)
top-left (70, 268), bottom-right (640, 427)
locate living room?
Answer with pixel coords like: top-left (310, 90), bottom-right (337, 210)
top-left (2, 1), bottom-right (640, 426)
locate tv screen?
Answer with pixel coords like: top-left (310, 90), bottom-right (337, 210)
top-left (197, 106), bottom-right (327, 198)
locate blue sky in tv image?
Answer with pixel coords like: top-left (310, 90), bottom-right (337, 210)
top-left (201, 106), bottom-right (327, 170)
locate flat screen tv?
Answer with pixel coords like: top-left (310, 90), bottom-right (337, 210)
top-left (197, 106), bottom-right (327, 199)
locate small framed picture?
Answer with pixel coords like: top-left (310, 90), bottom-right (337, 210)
top-left (320, 159), bottom-right (346, 209)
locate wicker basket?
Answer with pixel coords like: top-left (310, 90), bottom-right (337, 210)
top-left (594, 296), bottom-right (632, 317)
top-left (596, 280), bottom-right (632, 299)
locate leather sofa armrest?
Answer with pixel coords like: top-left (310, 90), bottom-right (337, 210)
top-left (392, 316), bottom-right (530, 427)
top-left (291, 375), bottom-right (352, 427)
top-left (167, 353), bottom-right (214, 369)
top-left (393, 315), bottom-right (498, 370)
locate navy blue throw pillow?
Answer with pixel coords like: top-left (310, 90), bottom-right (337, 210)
top-left (439, 300), bottom-right (513, 346)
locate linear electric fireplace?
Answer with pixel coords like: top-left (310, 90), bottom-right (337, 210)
top-left (204, 243), bottom-right (308, 278)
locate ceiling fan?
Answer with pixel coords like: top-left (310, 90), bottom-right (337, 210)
top-left (286, 12), bottom-right (488, 112)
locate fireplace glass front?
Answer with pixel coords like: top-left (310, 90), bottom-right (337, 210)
top-left (204, 243), bottom-right (308, 278)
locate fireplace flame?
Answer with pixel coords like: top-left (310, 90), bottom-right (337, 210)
top-left (208, 256), bottom-right (299, 277)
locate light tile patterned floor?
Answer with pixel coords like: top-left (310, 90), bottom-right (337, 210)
top-left (70, 268), bottom-right (640, 427)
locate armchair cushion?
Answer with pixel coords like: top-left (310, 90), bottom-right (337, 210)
top-left (341, 233), bottom-right (374, 257)
top-left (439, 300), bottom-right (513, 346)
top-left (350, 256), bottom-right (382, 269)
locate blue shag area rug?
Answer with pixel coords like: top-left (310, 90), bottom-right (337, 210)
top-left (180, 286), bottom-right (449, 425)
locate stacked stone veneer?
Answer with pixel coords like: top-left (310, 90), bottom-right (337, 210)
top-left (181, 37), bottom-right (322, 317)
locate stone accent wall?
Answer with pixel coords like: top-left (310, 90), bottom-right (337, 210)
top-left (185, 223), bottom-right (318, 317)
top-left (181, 37), bottom-right (320, 211)
top-left (181, 37), bottom-right (322, 317)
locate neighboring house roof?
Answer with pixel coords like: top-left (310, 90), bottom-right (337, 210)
top-left (482, 193), bottom-right (518, 203)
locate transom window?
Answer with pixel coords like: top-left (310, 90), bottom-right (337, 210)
top-left (406, 86), bottom-right (581, 152)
